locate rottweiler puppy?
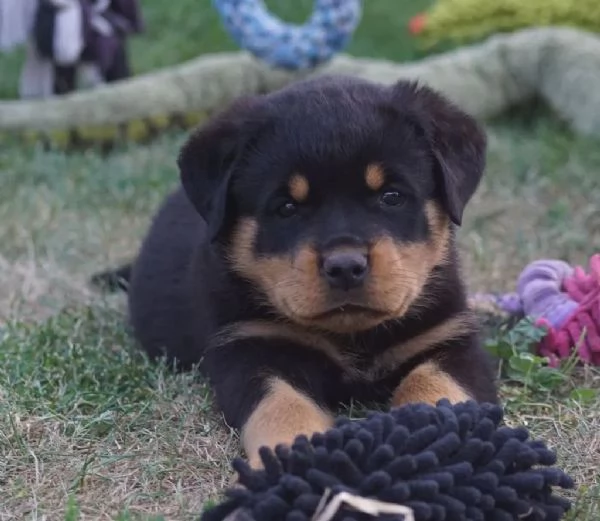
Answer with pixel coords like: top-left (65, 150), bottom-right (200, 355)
top-left (98, 75), bottom-right (498, 468)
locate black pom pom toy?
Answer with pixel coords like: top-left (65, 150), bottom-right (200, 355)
top-left (201, 401), bottom-right (575, 521)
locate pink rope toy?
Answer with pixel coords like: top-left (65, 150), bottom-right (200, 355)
top-left (471, 254), bottom-right (600, 366)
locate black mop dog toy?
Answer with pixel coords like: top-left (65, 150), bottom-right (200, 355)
top-left (201, 401), bottom-right (574, 521)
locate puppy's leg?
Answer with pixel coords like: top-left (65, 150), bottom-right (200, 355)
top-left (242, 377), bottom-right (333, 468)
top-left (391, 360), bottom-right (470, 407)
top-left (205, 324), bottom-right (337, 468)
top-left (391, 338), bottom-right (498, 407)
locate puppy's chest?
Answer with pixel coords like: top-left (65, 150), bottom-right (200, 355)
top-left (331, 333), bottom-right (411, 383)
top-left (321, 337), bottom-right (412, 406)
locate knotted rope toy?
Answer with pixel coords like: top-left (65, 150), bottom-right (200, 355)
top-left (471, 253), bottom-right (600, 366)
top-left (212, 0), bottom-right (362, 70)
top-left (201, 400), bottom-right (574, 521)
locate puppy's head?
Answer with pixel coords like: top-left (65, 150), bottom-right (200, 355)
top-left (178, 76), bottom-right (486, 333)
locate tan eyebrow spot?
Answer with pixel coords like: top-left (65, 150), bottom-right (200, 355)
top-left (288, 174), bottom-right (310, 203)
top-left (365, 164), bottom-right (385, 191)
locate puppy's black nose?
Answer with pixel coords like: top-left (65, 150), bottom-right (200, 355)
top-left (322, 251), bottom-right (369, 290)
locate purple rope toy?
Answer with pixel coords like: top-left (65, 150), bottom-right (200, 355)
top-left (470, 254), bottom-right (600, 366)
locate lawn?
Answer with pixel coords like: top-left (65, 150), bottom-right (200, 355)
top-left (1, 1), bottom-right (599, 520)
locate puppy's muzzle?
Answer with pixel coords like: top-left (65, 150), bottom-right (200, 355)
top-left (320, 250), bottom-right (369, 290)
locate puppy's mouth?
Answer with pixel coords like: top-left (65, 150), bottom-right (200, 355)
top-left (283, 299), bottom-right (392, 333)
top-left (309, 304), bottom-right (387, 320)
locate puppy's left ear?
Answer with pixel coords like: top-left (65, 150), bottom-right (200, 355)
top-left (392, 82), bottom-right (487, 226)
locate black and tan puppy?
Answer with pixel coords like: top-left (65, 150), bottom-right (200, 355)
top-left (106, 75), bottom-right (498, 468)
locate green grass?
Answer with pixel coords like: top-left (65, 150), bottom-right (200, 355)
top-left (0, 307), bottom-right (230, 520)
top-left (1, 0), bottom-right (599, 519)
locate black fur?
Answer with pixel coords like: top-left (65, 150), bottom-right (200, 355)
top-left (95, 76), bottom-right (498, 433)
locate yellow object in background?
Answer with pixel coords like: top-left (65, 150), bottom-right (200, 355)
top-left (410, 0), bottom-right (600, 47)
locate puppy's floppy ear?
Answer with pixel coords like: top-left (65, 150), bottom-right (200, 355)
top-left (391, 82), bottom-right (487, 226)
top-left (177, 96), bottom-right (267, 241)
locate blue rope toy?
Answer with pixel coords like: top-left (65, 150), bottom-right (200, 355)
top-left (212, 0), bottom-right (362, 70)
top-left (201, 401), bottom-right (574, 521)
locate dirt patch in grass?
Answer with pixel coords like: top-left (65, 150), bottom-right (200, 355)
top-left (0, 135), bottom-right (182, 325)
top-left (2, 401), bottom-right (235, 520)
top-left (0, 255), bottom-right (95, 326)
top-left (1, 112), bottom-right (599, 519)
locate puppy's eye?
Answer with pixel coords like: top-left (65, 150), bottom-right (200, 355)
top-left (380, 191), bottom-right (406, 207)
top-left (276, 201), bottom-right (298, 218)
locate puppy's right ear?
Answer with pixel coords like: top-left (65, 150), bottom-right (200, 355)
top-left (177, 96), bottom-right (266, 241)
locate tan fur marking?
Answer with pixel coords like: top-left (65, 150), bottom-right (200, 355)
top-left (368, 312), bottom-right (476, 379)
top-left (242, 377), bottom-right (334, 468)
top-left (366, 201), bottom-right (450, 320)
top-left (391, 361), bottom-right (470, 408)
top-left (424, 200), bottom-right (451, 266)
top-left (229, 218), bottom-right (327, 321)
top-left (210, 320), bottom-right (357, 371)
top-left (289, 174), bottom-right (310, 203)
top-left (365, 164), bottom-right (385, 191)
top-left (228, 200), bottom-right (451, 334)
